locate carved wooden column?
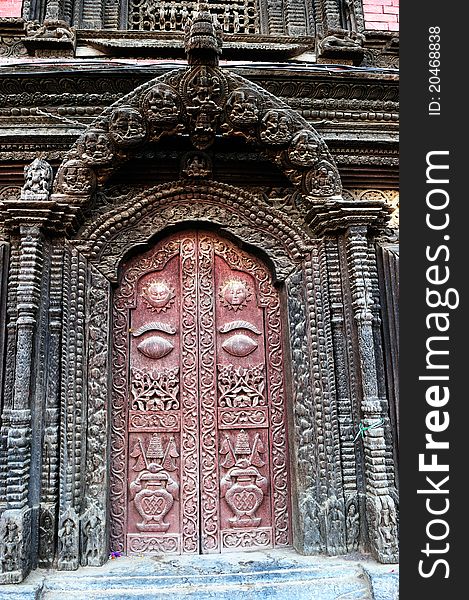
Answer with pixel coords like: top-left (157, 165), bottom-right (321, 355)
top-left (285, 245), bottom-right (347, 557)
top-left (345, 225), bottom-right (398, 563)
top-left (38, 244), bottom-right (63, 567)
top-left (307, 199), bottom-right (398, 563)
top-left (0, 159), bottom-right (56, 583)
top-left (324, 238), bottom-right (361, 553)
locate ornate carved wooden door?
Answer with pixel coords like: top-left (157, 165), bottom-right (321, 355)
top-left (111, 231), bottom-right (291, 555)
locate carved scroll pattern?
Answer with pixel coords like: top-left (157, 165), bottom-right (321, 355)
top-left (213, 238), bottom-right (291, 547)
top-left (222, 527), bottom-right (272, 549)
top-left (128, 534), bottom-right (179, 554)
top-left (198, 236), bottom-right (219, 553)
top-left (110, 239), bottom-right (181, 553)
top-left (179, 235), bottom-right (200, 553)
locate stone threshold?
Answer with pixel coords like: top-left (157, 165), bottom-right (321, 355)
top-left (0, 549), bottom-right (398, 600)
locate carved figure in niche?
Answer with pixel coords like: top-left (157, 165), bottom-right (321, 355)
top-left (288, 130), bottom-right (320, 167)
top-left (223, 8), bottom-right (230, 32)
top-left (83, 513), bottom-right (103, 562)
top-left (187, 66), bottom-right (222, 104)
top-left (187, 101), bottom-right (222, 149)
top-left (260, 110), bottom-right (292, 145)
top-left (227, 88), bottom-right (260, 125)
top-left (378, 499), bottom-right (398, 546)
top-left (181, 152), bottom-right (212, 178)
top-left (344, 0), bottom-right (358, 32)
top-left (1, 521), bottom-right (19, 572)
top-left (169, 2), bottom-right (177, 29)
top-left (78, 129), bottom-right (114, 165)
top-left (23, 158), bottom-right (53, 197)
top-left (130, 435), bottom-right (179, 532)
top-left (58, 518), bottom-right (76, 562)
top-left (159, 4), bottom-right (166, 29)
top-left (219, 279), bottom-right (252, 311)
top-left (39, 510), bottom-right (53, 558)
top-left (109, 107), bottom-right (146, 146)
top-left (143, 84), bottom-right (180, 125)
top-left (57, 159), bottom-right (95, 195)
top-left (346, 502), bottom-right (359, 550)
top-left (220, 430), bottom-right (268, 527)
top-left (233, 10), bottom-right (240, 33)
top-left (181, 5), bottom-right (189, 27)
top-left (141, 280), bottom-right (176, 313)
top-left (305, 161), bottom-right (340, 196)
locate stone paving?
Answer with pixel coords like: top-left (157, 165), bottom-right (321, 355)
top-left (0, 549), bottom-right (398, 600)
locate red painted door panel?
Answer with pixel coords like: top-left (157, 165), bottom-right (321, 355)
top-left (111, 231), bottom-right (291, 555)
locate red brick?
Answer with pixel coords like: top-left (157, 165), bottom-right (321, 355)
top-left (388, 22), bottom-right (400, 31)
top-left (365, 13), bottom-right (398, 21)
top-left (385, 6), bottom-right (400, 14)
top-left (364, 6), bottom-right (384, 13)
top-left (0, 0), bottom-right (22, 17)
top-left (365, 22), bottom-right (390, 30)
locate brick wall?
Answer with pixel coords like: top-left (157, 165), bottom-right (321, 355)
top-left (0, 0), bottom-right (23, 17)
top-left (363, 0), bottom-right (399, 32)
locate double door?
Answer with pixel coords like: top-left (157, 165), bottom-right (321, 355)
top-left (111, 231), bottom-right (291, 554)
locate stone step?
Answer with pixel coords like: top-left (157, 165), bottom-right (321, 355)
top-left (0, 550), bottom-right (398, 600)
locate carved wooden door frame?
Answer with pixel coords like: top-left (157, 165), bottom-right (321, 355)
top-left (110, 230), bottom-right (291, 555)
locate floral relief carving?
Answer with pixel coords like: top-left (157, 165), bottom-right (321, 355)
top-left (131, 367), bottom-right (180, 411)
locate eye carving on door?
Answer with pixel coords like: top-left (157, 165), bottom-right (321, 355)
top-left (111, 231), bottom-right (291, 555)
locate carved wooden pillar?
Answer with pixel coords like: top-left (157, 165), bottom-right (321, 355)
top-left (56, 244), bottom-right (87, 571)
top-left (0, 159), bottom-right (63, 583)
top-left (285, 246), bottom-right (346, 557)
top-left (0, 225), bottom-right (45, 583)
top-left (306, 198), bottom-right (397, 563)
top-left (325, 238), bottom-right (361, 553)
top-left (38, 244), bottom-right (64, 568)
top-left (344, 225), bottom-right (398, 563)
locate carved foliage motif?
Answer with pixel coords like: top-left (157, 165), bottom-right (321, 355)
top-left (82, 268), bottom-right (110, 566)
top-left (131, 367), bottom-right (180, 411)
top-left (217, 364), bottom-right (265, 408)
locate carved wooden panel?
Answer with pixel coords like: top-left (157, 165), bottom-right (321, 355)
top-left (111, 231), bottom-right (291, 555)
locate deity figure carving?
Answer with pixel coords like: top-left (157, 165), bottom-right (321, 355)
top-left (260, 110), bottom-right (293, 145)
top-left (58, 518), bottom-right (76, 563)
top-left (0, 521), bottom-right (19, 573)
top-left (288, 130), bottom-right (320, 167)
top-left (226, 88), bottom-right (261, 126)
top-left (181, 152), bottom-right (212, 178)
top-left (304, 161), bottom-right (340, 196)
top-left (109, 107), bottom-right (146, 146)
top-left (77, 129), bottom-right (114, 165)
top-left (143, 84), bottom-right (180, 125)
top-left (56, 159), bottom-right (95, 195)
top-left (22, 158), bottom-right (53, 199)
